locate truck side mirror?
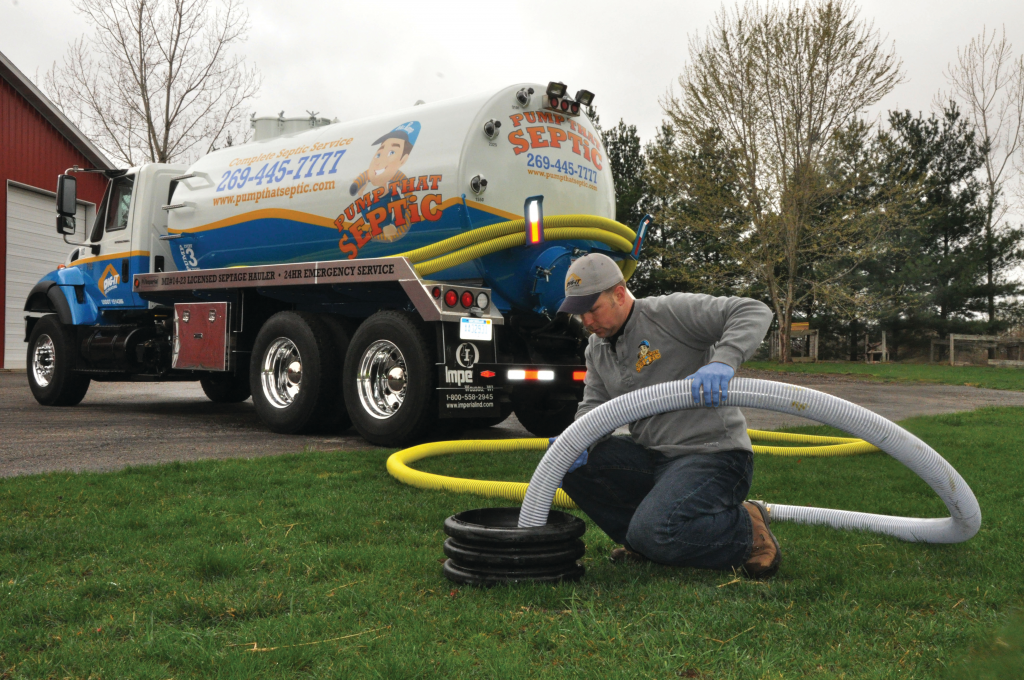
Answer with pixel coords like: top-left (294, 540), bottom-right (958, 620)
top-left (56, 215), bottom-right (76, 236)
top-left (56, 174), bottom-right (77, 217)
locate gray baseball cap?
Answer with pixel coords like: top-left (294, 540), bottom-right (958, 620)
top-left (557, 253), bottom-right (626, 314)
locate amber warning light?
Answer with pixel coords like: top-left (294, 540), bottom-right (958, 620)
top-left (524, 195), bottom-right (544, 245)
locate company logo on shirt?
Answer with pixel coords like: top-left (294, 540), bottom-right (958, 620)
top-left (635, 340), bottom-right (662, 372)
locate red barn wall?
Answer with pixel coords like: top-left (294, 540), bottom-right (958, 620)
top-left (1, 76), bottom-right (109, 365)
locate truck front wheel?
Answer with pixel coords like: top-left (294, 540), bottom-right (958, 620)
top-left (249, 311), bottom-right (341, 434)
top-left (200, 369), bottom-right (251, 404)
top-left (343, 311), bottom-right (435, 447)
top-left (26, 314), bottom-right (91, 406)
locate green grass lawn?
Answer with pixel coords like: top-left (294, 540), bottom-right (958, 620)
top-left (2, 409), bottom-right (1023, 679)
top-left (745, 360), bottom-right (1024, 391)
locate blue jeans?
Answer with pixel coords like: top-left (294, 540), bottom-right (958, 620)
top-left (561, 436), bottom-right (754, 570)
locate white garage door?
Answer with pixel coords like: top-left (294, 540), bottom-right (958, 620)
top-left (5, 183), bottom-right (93, 369)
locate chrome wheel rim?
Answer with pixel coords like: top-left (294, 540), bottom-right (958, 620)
top-left (357, 340), bottom-right (407, 420)
top-left (261, 337), bottom-right (302, 408)
top-left (32, 334), bottom-right (56, 387)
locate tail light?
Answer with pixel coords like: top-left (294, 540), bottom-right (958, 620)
top-left (444, 290), bottom-right (458, 307)
top-left (461, 291), bottom-right (474, 308)
top-left (432, 286), bottom-right (442, 298)
top-left (573, 371), bottom-right (587, 381)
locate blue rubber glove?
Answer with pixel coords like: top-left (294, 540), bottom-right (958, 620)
top-left (567, 448), bottom-right (589, 474)
top-left (549, 437), bottom-right (589, 483)
top-left (685, 361), bottom-right (735, 407)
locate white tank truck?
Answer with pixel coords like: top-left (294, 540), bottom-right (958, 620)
top-left (23, 82), bottom-right (650, 446)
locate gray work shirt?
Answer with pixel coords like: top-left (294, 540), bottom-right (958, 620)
top-left (576, 293), bottom-right (773, 458)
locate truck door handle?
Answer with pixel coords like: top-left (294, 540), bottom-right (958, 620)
top-left (121, 258), bottom-right (129, 283)
top-left (159, 233), bottom-right (183, 240)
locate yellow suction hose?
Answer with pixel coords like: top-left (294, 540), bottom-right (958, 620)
top-left (414, 228), bottom-right (635, 278)
top-left (384, 438), bottom-right (580, 508)
top-left (395, 215), bottom-right (638, 279)
top-left (386, 431), bottom-right (880, 509)
top-left (747, 429), bottom-right (880, 457)
top-left (397, 215), bottom-right (637, 264)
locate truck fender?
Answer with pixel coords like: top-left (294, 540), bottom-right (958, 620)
top-left (54, 266), bottom-right (87, 286)
top-left (24, 281), bottom-right (73, 325)
top-left (24, 267), bottom-right (100, 326)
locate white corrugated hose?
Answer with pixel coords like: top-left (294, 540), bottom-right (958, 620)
top-left (518, 378), bottom-right (981, 544)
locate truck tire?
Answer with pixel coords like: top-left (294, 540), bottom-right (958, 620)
top-left (26, 314), bottom-right (91, 406)
top-left (249, 311), bottom-right (341, 434)
top-left (343, 310), bottom-right (435, 446)
top-left (317, 314), bottom-right (355, 433)
top-left (511, 386), bottom-right (579, 438)
top-left (200, 370), bottom-right (251, 403)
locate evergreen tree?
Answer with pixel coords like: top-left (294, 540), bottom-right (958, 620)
top-left (584, 105), bottom-right (601, 134)
top-left (601, 119), bottom-right (647, 230)
top-left (869, 103), bottom-right (1004, 352)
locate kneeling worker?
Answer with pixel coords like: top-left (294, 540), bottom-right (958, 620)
top-left (557, 253), bottom-right (780, 577)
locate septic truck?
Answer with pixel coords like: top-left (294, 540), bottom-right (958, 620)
top-left (22, 81), bottom-right (649, 447)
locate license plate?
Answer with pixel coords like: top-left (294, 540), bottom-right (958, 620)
top-left (460, 317), bottom-right (492, 341)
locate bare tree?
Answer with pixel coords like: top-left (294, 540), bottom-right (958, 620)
top-left (939, 26), bottom-right (1024, 325)
top-left (662, 0), bottom-right (904, 361)
top-left (45, 0), bottom-right (261, 166)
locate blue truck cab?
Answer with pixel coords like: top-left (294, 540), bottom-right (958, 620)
top-left (26, 164), bottom-right (186, 329)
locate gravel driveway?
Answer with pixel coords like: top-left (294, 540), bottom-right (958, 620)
top-left (3, 368), bottom-right (1024, 478)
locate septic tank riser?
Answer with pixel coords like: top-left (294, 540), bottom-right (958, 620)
top-left (442, 507), bottom-right (586, 586)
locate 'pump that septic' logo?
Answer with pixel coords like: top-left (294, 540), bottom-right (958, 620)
top-left (338, 122), bottom-right (421, 247)
top-left (635, 340), bottom-right (662, 373)
top-left (335, 120), bottom-right (452, 259)
top-left (99, 263), bottom-right (121, 296)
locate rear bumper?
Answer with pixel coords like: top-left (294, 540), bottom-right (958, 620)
top-left (436, 363), bottom-right (586, 418)
top-left (472, 363), bottom-right (586, 387)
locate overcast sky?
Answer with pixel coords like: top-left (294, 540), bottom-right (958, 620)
top-left (3, 0), bottom-right (1023, 144)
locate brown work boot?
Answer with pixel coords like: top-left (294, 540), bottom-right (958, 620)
top-left (742, 500), bottom-right (781, 579)
top-left (609, 546), bottom-right (649, 564)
